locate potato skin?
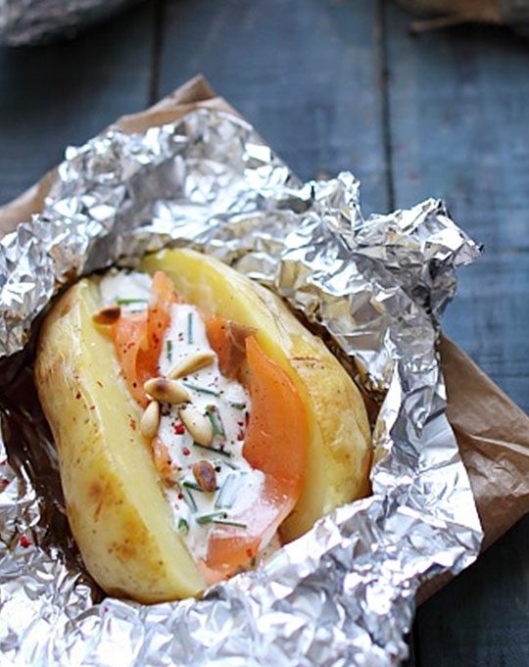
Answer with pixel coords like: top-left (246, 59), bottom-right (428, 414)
top-left (35, 279), bottom-right (205, 603)
top-left (36, 249), bottom-right (372, 603)
top-left (141, 249), bottom-right (372, 542)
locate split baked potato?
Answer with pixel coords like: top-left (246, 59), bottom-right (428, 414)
top-left (35, 248), bottom-right (372, 603)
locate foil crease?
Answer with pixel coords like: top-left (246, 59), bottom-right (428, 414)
top-left (0, 108), bottom-right (483, 666)
top-left (0, 0), bottom-right (142, 46)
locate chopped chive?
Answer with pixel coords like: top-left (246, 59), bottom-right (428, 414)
top-left (229, 401), bottom-right (246, 410)
top-left (195, 511), bottom-right (228, 526)
top-left (182, 381), bottom-right (220, 397)
top-left (166, 340), bottom-right (173, 362)
top-left (182, 481), bottom-right (204, 493)
top-left (205, 405), bottom-right (225, 437)
top-left (187, 312), bottom-right (193, 344)
top-left (115, 298), bottom-right (148, 306)
top-left (177, 518), bottom-right (189, 535)
top-left (182, 481), bottom-right (219, 493)
top-left (215, 473), bottom-right (238, 509)
top-left (182, 486), bottom-right (197, 512)
top-left (193, 441), bottom-right (232, 458)
top-left (212, 519), bottom-right (247, 529)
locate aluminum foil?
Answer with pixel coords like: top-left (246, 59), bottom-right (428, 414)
top-left (0, 0), bottom-right (142, 45)
top-left (0, 108), bottom-right (483, 666)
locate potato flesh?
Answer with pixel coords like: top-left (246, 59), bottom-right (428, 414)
top-left (35, 280), bottom-right (205, 603)
top-left (140, 248), bottom-right (372, 542)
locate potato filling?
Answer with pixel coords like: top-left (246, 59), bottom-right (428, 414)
top-left (99, 271), bottom-right (278, 570)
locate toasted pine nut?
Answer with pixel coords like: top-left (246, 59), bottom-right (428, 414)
top-left (144, 378), bottom-right (190, 404)
top-left (167, 351), bottom-right (216, 380)
top-left (92, 305), bottom-right (121, 325)
top-left (141, 401), bottom-right (160, 439)
top-left (179, 403), bottom-right (214, 446)
top-left (192, 460), bottom-right (217, 492)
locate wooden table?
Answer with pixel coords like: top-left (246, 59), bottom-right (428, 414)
top-left (1, 1), bottom-right (529, 664)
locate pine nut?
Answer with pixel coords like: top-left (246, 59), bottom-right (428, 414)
top-left (192, 460), bottom-right (217, 492)
top-left (92, 305), bottom-right (121, 325)
top-left (140, 401), bottom-right (160, 439)
top-left (179, 403), bottom-right (214, 446)
top-left (167, 350), bottom-right (216, 380)
top-left (144, 378), bottom-right (190, 404)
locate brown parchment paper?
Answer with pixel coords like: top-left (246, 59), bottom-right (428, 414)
top-left (1, 75), bottom-right (529, 599)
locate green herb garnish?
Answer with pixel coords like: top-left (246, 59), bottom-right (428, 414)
top-left (193, 441), bottom-right (232, 458)
top-left (182, 382), bottom-right (220, 397)
top-left (195, 511), bottom-right (228, 525)
top-left (177, 518), bottom-right (189, 535)
top-left (166, 340), bottom-right (173, 362)
top-left (205, 405), bottom-right (225, 437)
top-left (187, 312), bottom-right (193, 344)
top-left (115, 298), bottom-right (148, 306)
top-left (182, 486), bottom-right (197, 512)
top-left (215, 473), bottom-right (238, 509)
top-left (212, 519), bottom-right (247, 529)
top-left (182, 480), bottom-right (218, 493)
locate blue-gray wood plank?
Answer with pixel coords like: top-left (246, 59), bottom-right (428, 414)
top-left (385, 3), bottom-right (529, 417)
top-left (156, 0), bottom-right (390, 216)
top-left (1, 1), bottom-right (529, 665)
top-left (0, 0), bottom-right (156, 206)
top-left (384, 4), bottom-right (529, 665)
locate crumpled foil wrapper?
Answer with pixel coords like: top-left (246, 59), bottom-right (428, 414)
top-left (0, 108), bottom-right (483, 666)
top-left (0, 0), bottom-right (142, 45)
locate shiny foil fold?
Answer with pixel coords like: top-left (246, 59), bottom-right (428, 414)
top-left (0, 108), bottom-right (483, 666)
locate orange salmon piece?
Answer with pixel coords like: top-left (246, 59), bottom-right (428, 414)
top-left (111, 271), bottom-right (176, 406)
top-left (204, 336), bottom-right (309, 580)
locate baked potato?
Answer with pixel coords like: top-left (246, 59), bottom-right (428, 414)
top-left (35, 248), bottom-right (372, 603)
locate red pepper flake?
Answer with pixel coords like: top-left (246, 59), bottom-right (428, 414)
top-left (19, 535), bottom-right (31, 549)
top-left (237, 429), bottom-right (245, 441)
top-left (129, 418), bottom-right (137, 431)
top-left (1, 478), bottom-right (9, 487)
top-left (178, 492), bottom-right (184, 500)
top-left (182, 447), bottom-right (191, 457)
top-left (246, 548), bottom-right (254, 558)
top-left (75, 391), bottom-right (82, 400)
top-left (0, 458), bottom-right (6, 466)
top-left (173, 423), bottom-right (185, 435)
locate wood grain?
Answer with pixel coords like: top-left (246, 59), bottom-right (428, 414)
top-left (0, 0), bottom-right (156, 208)
top-left (385, 3), bottom-right (529, 666)
top-left (157, 0), bottom-right (390, 216)
top-left (385, 4), bottom-right (529, 416)
top-left (415, 514), bottom-right (529, 667)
